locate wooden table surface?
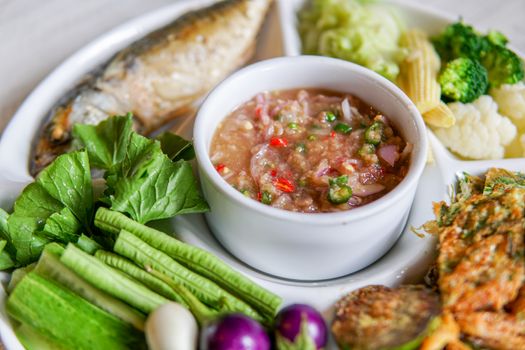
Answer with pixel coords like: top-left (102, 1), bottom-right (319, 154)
top-left (0, 0), bottom-right (524, 133)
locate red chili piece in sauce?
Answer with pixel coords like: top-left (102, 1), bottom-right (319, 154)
top-left (269, 137), bottom-right (288, 148)
top-left (215, 164), bottom-right (226, 173)
top-left (274, 178), bottom-right (295, 193)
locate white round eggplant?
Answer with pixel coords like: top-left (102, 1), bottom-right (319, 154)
top-left (145, 303), bottom-right (198, 350)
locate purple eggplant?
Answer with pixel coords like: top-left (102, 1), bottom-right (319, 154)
top-left (201, 313), bottom-right (270, 350)
top-left (275, 304), bottom-right (327, 350)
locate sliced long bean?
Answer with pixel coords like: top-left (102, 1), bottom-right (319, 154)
top-left (60, 243), bottom-right (168, 314)
top-left (95, 207), bottom-right (282, 318)
top-left (114, 230), bottom-right (262, 322)
top-left (95, 250), bottom-right (187, 307)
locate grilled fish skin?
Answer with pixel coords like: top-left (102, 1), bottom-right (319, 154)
top-left (32, 0), bottom-right (272, 174)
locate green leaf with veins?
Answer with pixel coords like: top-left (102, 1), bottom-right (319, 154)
top-left (36, 151), bottom-right (93, 228)
top-left (0, 240), bottom-right (15, 270)
top-left (6, 183), bottom-right (63, 264)
top-left (157, 132), bottom-right (195, 161)
top-left (109, 156), bottom-right (208, 224)
top-left (41, 207), bottom-right (82, 244)
top-left (73, 114), bottom-right (133, 170)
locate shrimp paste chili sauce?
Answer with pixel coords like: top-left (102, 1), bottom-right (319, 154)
top-left (209, 89), bottom-right (412, 213)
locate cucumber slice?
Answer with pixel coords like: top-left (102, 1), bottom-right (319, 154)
top-left (15, 324), bottom-right (68, 350)
top-left (7, 272), bottom-right (146, 350)
top-left (35, 244), bottom-right (145, 330)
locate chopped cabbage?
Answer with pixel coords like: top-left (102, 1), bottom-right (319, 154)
top-left (298, 0), bottom-right (406, 81)
top-left (433, 95), bottom-right (517, 159)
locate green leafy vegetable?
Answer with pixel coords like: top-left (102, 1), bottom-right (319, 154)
top-left (0, 210), bottom-right (14, 269)
top-left (73, 115), bottom-right (133, 170)
top-left (41, 208), bottom-right (82, 244)
top-left (109, 156), bottom-right (208, 224)
top-left (3, 151), bottom-right (92, 266)
top-left (74, 115), bottom-right (208, 224)
top-left (36, 150), bottom-right (93, 227)
top-left (7, 183), bottom-right (63, 265)
top-left (157, 132), bottom-right (195, 161)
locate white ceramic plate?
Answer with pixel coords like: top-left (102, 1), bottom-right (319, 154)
top-left (0, 0), bottom-right (524, 349)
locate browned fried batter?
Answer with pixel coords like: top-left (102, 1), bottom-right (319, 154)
top-left (332, 285), bottom-right (440, 350)
top-left (420, 312), bottom-right (460, 350)
top-left (456, 312), bottom-right (525, 350)
top-left (427, 168), bottom-right (525, 350)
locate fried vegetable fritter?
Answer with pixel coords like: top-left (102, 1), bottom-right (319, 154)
top-left (426, 167), bottom-right (525, 350)
top-left (332, 285), bottom-right (440, 350)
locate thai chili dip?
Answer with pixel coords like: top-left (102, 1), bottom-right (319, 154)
top-left (210, 88), bottom-right (412, 213)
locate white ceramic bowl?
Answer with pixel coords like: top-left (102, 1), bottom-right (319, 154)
top-left (194, 55), bottom-right (427, 281)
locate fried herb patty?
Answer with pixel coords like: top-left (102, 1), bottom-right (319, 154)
top-left (332, 285), bottom-right (440, 350)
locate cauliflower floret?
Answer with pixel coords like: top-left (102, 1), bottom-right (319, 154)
top-left (490, 82), bottom-right (525, 123)
top-left (433, 95), bottom-right (517, 159)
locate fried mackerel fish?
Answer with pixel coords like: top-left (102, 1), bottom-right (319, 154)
top-left (32, 0), bottom-right (272, 174)
top-left (425, 167), bottom-right (525, 350)
top-left (332, 285), bottom-right (442, 350)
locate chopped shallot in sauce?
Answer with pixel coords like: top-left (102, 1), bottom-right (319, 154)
top-left (210, 89), bottom-right (411, 213)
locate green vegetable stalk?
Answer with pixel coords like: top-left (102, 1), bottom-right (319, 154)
top-left (60, 243), bottom-right (168, 314)
top-left (113, 229), bottom-right (263, 322)
top-left (95, 250), bottom-right (187, 307)
top-left (95, 207), bottom-right (282, 318)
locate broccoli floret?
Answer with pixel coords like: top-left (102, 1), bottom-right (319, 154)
top-left (432, 22), bottom-right (486, 62)
top-left (485, 30), bottom-right (508, 47)
top-left (481, 44), bottom-right (524, 87)
top-left (439, 58), bottom-right (489, 103)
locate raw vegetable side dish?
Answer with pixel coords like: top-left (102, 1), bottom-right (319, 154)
top-left (1, 115), bottom-right (288, 349)
top-left (210, 88), bottom-right (411, 212)
top-left (298, 0), bottom-right (525, 160)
